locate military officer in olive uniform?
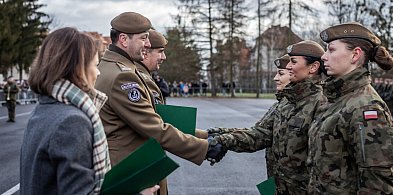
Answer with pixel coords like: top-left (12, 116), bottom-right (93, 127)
top-left (135, 29), bottom-right (167, 105)
top-left (308, 22), bottom-right (393, 194)
top-left (95, 12), bottom-right (225, 193)
top-left (136, 29), bottom-right (208, 140)
top-left (3, 76), bottom-right (19, 122)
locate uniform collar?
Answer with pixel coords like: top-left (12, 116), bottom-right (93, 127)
top-left (324, 67), bottom-right (370, 102)
top-left (135, 61), bottom-right (151, 74)
top-left (283, 77), bottom-right (322, 103)
top-left (275, 91), bottom-right (284, 101)
top-left (108, 44), bottom-right (133, 62)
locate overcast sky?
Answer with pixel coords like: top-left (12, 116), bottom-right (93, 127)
top-left (38, 0), bottom-right (179, 36)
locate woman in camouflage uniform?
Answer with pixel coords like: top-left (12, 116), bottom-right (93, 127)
top-left (208, 40), bottom-right (327, 195)
top-left (207, 54), bottom-right (290, 177)
top-left (308, 22), bottom-right (393, 194)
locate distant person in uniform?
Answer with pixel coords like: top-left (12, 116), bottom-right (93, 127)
top-left (94, 12), bottom-right (226, 187)
top-left (207, 41), bottom-right (327, 195)
top-left (207, 54), bottom-right (291, 178)
top-left (3, 76), bottom-right (19, 122)
top-left (153, 73), bottom-right (170, 103)
top-left (308, 22), bottom-right (393, 194)
top-left (20, 27), bottom-right (158, 195)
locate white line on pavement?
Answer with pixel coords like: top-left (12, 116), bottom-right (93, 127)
top-left (0, 112), bottom-right (31, 120)
top-left (1, 183), bottom-right (19, 195)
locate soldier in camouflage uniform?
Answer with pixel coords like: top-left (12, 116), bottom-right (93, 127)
top-left (208, 41), bottom-right (327, 195)
top-left (208, 54), bottom-right (291, 178)
top-left (307, 22), bottom-right (393, 194)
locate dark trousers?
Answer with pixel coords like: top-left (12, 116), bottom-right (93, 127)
top-left (6, 100), bottom-right (16, 121)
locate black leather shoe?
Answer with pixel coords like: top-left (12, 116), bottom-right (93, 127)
top-left (6, 119), bottom-right (15, 122)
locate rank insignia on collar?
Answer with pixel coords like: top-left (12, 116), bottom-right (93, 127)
top-left (128, 88), bottom-right (141, 102)
top-left (363, 110), bottom-right (378, 120)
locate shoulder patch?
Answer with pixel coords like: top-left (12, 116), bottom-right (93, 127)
top-left (121, 82), bottom-right (140, 90)
top-left (128, 88), bottom-right (141, 102)
top-left (363, 110), bottom-right (378, 120)
top-left (116, 62), bottom-right (132, 71)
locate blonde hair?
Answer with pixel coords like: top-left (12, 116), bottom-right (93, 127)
top-left (29, 27), bottom-right (98, 95)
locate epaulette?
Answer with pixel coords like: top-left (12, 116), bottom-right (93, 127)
top-left (138, 71), bottom-right (151, 80)
top-left (116, 62), bottom-right (132, 72)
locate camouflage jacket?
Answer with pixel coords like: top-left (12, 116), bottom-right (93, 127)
top-left (307, 67), bottom-right (393, 194)
top-left (209, 92), bottom-right (286, 177)
top-left (271, 78), bottom-right (326, 193)
top-left (218, 78), bottom-right (326, 193)
top-left (216, 92), bottom-right (288, 152)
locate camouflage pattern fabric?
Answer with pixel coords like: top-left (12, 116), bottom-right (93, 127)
top-left (207, 92), bottom-right (286, 177)
top-left (217, 78), bottom-right (326, 195)
top-left (308, 67), bottom-right (393, 194)
top-left (272, 78), bottom-right (327, 195)
top-left (373, 82), bottom-right (393, 115)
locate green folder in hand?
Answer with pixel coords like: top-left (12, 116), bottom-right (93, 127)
top-left (156, 104), bottom-right (197, 136)
top-left (256, 177), bottom-right (276, 195)
top-left (100, 138), bottom-right (179, 195)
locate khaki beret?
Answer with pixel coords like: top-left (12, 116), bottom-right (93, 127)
top-left (287, 40), bottom-right (324, 58)
top-left (320, 22), bottom-right (381, 46)
top-left (149, 30), bottom-right (168, 48)
top-left (274, 54), bottom-right (290, 69)
top-left (111, 12), bottom-right (152, 34)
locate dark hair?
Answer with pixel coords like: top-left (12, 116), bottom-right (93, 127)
top-left (29, 27), bottom-right (98, 95)
top-left (340, 38), bottom-right (393, 70)
top-left (110, 28), bottom-right (120, 44)
top-left (304, 56), bottom-right (326, 75)
top-left (110, 28), bottom-right (134, 45)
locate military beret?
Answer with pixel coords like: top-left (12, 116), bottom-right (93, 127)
top-left (274, 54), bottom-right (290, 69)
top-left (287, 40), bottom-right (324, 58)
top-left (320, 22), bottom-right (381, 46)
top-left (149, 30), bottom-right (168, 48)
top-left (111, 12), bottom-right (152, 34)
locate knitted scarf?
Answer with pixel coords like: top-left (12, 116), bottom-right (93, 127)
top-left (51, 79), bottom-right (111, 194)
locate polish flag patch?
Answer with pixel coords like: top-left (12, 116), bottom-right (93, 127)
top-left (363, 110), bottom-right (378, 120)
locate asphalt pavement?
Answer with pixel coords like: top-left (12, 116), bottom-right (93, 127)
top-left (0, 97), bottom-right (276, 195)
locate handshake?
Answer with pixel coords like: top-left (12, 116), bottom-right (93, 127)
top-left (204, 128), bottom-right (229, 166)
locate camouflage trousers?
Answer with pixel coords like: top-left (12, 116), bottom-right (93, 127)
top-left (275, 177), bottom-right (308, 195)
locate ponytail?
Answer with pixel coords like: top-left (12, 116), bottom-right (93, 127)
top-left (372, 46), bottom-right (393, 70)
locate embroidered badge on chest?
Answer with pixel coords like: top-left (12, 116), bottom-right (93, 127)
top-left (363, 110), bottom-right (378, 120)
top-left (128, 88), bottom-right (141, 102)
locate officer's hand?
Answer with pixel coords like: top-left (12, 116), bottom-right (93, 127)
top-left (195, 129), bottom-right (208, 139)
top-left (205, 136), bottom-right (227, 166)
top-left (139, 185), bottom-right (159, 195)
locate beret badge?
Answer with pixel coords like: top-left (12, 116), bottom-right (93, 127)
top-left (286, 45), bottom-right (293, 53)
top-left (320, 30), bottom-right (328, 41)
top-left (275, 60), bottom-right (280, 67)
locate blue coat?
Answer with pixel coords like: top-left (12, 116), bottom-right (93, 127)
top-left (20, 95), bottom-right (95, 195)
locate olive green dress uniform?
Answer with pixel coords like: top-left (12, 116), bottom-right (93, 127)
top-left (3, 81), bottom-right (19, 122)
top-left (96, 47), bottom-right (208, 165)
top-left (307, 23), bottom-right (393, 194)
top-left (135, 61), bottom-right (164, 104)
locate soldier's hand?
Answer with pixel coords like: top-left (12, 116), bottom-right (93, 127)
top-left (205, 136), bottom-right (227, 166)
top-left (207, 127), bottom-right (229, 137)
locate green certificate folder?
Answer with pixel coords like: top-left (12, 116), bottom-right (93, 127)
top-left (156, 104), bottom-right (197, 136)
top-left (100, 139), bottom-right (180, 195)
top-left (256, 177), bottom-right (276, 195)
